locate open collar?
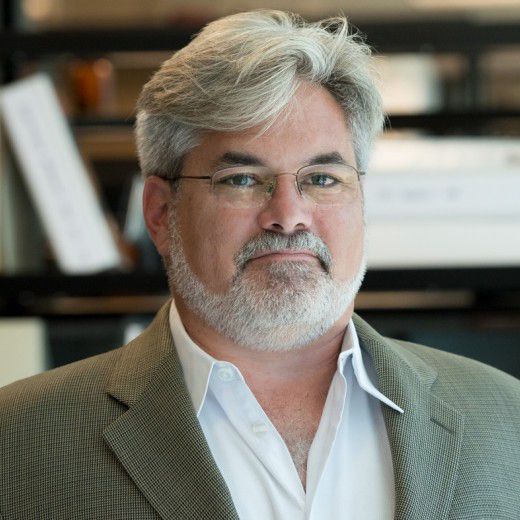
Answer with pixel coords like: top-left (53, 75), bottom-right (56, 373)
top-left (169, 299), bottom-right (403, 416)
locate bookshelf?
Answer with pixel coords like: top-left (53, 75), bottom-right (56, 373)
top-left (1, 1), bottom-right (519, 377)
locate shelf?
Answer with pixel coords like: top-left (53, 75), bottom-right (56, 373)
top-left (1, 20), bottom-right (519, 59)
top-left (2, 266), bottom-right (520, 297)
top-left (0, 27), bottom-right (194, 58)
top-left (362, 20), bottom-right (520, 53)
top-left (387, 111), bottom-right (520, 132)
top-left (70, 111), bottom-right (520, 135)
top-left (364, 266), bottom-right (520, 292)
top-left (0, 271), bottom-right (169, 299)
top-left (0, 268), bottom-right (519, 317)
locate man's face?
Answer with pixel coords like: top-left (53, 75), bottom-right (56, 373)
top-left (165, 83), bottom-right (366, 350)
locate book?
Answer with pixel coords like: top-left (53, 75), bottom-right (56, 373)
top-left (0, 74), bottom-right (124, 274)
top-left (0, 137), bottom-right (47, 273)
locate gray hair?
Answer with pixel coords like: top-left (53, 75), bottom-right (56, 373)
top-left (135, 10), bottom-right (384, 180)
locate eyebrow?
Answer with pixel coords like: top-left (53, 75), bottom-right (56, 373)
top-left (212, 152), bottom-right (265, 170)
top-left (211, 150), bottom-right (349, 170)
top-left (306, 152), bottom-right (348, 167)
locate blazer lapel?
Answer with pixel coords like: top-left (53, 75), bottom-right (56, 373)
top-left (103, 299), bottom-right (239, 520)
top-left (353, 314), bottom-right (464, 520)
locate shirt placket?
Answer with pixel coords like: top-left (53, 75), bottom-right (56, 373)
top-left (305, 352), bottom-right (351, 517)
top-left (210, 362), bottom-right (305, 508)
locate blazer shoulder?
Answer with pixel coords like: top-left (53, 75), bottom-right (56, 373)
top-left (0, 343), bottom-right (126, 417)
top-left (388, 336), bottom-right (520, 400)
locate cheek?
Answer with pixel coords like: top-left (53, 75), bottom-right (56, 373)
top-left (175, 193), bottom-right (219, 272)
top-left (315, 204), bottom-right (365, 276)
top-left (177, 198), bottom-right (256, 288)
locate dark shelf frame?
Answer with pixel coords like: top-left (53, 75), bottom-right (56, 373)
top-left (386, 111), bottom-right (520, 133)
top-left (1, 268), bottom-right (520, 318)
top-left (1, 267), bottom-right (520, 298)
top-left (1, 20), bottom-right (519, 58)
top-left (70, 110), bottom-right (520, 134)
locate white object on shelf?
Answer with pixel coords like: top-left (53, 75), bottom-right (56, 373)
top-left (364, 137), bottom-right (520, 268)
top-left (123, 174), bottom-right (146, 242)
top-left (376, 54), bottom-right (442, 114)
top-left (0, 74), bottom-right (122, 274)
top-left (0, 138), bottom-right (46, 273)
top-left (0, 318), bottom-right (49, 388)
top-left (123, 321), bottom-right (146, 344)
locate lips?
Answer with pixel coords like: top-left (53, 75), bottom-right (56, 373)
top-left (250, 249), bottom-right (318, 261)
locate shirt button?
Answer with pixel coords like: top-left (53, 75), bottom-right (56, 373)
top-left (217, 366), bottom-right (235, 382)
top-left (252, 422), bottom-right (268, 435)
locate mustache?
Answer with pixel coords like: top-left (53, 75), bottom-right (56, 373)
top-left (234, 231), bottom-right (333, 272)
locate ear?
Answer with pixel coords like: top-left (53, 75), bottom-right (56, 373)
top-left (142, 176), bottom-right (172, 258)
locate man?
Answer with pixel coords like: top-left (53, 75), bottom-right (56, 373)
top-left (0, 10), bottom-right (519, 520)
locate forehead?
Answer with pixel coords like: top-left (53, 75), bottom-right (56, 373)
top-left (183, 83), bottom-right (355, 172)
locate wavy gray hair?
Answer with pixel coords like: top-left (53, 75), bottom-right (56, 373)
top-left (135, 10), bottom-right (384, 180)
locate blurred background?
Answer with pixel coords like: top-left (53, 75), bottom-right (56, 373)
top-left (0, 0), bottom-right (519, 386)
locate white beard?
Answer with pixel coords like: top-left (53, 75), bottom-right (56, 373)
top-left (165, 215), bottom-right (367, 352)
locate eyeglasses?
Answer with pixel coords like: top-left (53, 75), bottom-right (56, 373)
top-left (167, 163), bottom-right (365, 209)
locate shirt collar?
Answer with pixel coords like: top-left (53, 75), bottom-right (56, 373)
top-left (169, 300), bottom-right (403, 416)
top-left (169, 300), bottom-right (215, 415)
top-left (340, 319), bottom-right (404, 414)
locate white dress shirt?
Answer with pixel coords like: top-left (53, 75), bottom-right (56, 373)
top-left (169, 301), bottom-right (404, 520)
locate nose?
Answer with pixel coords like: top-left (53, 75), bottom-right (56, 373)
top-left (256, 174), bottom-right (314, 234)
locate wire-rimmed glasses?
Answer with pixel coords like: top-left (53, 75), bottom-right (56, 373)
top-left (166, 163), bottom-right (365, 209)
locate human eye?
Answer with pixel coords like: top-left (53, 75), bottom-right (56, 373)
top-left (301, 171), bottom-right (340, 188)
top-left (215, 172), bottom-right (259, 188)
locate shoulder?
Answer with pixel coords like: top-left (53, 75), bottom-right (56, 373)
top-left (0, 338), bottom-right (166, 517)
top-left (391, 336), bottom-right (518, 387)
top-left (353, 312), bottom-right (519, 400)
top-left (386, 336), bottom-right (520, 512)
top-left (387, 336), bottom-right (520, 416)
top-left (0, 301), bottom-right (174, 429)
top-left (0, 345), bottom-right (131, 506)
top-left (0, 345), bottom-right (126, 428)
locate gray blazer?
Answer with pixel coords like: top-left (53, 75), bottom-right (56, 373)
top-left (1, 299), bottom-right (519, 519)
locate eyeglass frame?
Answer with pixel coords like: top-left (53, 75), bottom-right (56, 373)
top-left (158, 162), bottom-right (366, 206)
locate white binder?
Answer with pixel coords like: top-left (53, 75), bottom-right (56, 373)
top-left (0, 74), bottom-right (122, 274)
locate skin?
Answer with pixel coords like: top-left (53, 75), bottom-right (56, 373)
top-left (143, 82), bottom-right (365, 484)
